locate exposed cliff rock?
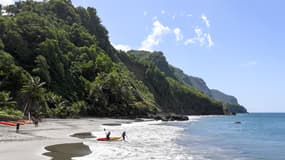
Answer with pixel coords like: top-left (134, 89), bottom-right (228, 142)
top-left (173, 67), bottom-right (212, 96)
top-left (210, 89), bottom-right (238, 105)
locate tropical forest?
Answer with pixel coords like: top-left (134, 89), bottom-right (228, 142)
top-left (0, 0), bottom-right (246, 120)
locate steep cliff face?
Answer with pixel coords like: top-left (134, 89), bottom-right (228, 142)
top-left (173, 67), bottom-right (212, 97)
top-left (210, 89), bottom-right (238, 105)
top-left (210, 89), bottom-right (247, 113)
top-left (119, 52), bottom-right (224, 115)
top-left (127, 50), bottom-right (247, 113)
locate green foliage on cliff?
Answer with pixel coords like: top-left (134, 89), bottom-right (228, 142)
top-left (127, 50), bottom-right (247, 114)
top-left (121, 51), bottom-right (224, 115)
top-left (0, 0), bottom-right (224, 118)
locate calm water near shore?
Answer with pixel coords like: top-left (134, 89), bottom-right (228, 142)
top-left (174, 113), bottom-right (285, 160)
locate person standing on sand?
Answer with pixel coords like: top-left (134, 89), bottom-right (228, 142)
top-left (34, 119), bottom-right (38, 127)
top-left (122, 131), bottom-right (127, 141)
top-left (104, 128), bottom-right (111, 140)
top-left (16, 123), bottom-right (20, 133)
top-left (106, 131), bottom-right (111, 140)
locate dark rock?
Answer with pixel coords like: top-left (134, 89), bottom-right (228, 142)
top-left (134, 118), bottom-right (144, 122)
top-left (148, 113), bottom-right (189, 121)
top-left (102, 123), bottom-right (122, 126)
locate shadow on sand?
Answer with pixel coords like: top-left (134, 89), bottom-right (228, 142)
top-left (43, 142), bottom-right (91, 160)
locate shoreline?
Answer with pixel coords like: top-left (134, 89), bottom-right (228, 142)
top-left (0, 118), bottom-right (134, 160)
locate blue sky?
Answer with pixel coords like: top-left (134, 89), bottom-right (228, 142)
top-left (2, 0), bottom-right (285, 112)
top-left (73, 0), bottom-right (284, 113)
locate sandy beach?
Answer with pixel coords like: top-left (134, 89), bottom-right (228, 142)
top-left (0, 118), bottom-right (133, 160)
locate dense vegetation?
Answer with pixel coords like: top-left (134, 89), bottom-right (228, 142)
top-left (0, 0), bottom-right (228, 119)
top-left (120, 51), bottom-right (224, 115)
top-left (126, 50), bottom-right (247, 113)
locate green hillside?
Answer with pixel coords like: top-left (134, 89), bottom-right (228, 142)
top-left (127, 50), bottom-right (247, 113)
top-left (0, 0), bottom-right (225, 119)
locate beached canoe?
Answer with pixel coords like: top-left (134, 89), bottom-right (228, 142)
top-left (97, 137), bottom-right (122, 141)
top-left (0, 121), bottom-right (17, 126)
top-left (11, 121), bottom-right (25, 125)
top-left (18, 119), bottom-right (33, 124)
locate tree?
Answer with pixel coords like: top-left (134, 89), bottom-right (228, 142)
top-left (20, 76), bottom-right (46, 117)
top-left (49, 0), bottom-right (79, 23)
top-left (32, 55), bottom-right (51, 83)
top-left (0, 91), bottom-right (22, 119)
top-left (95, 52), bottom-right (113, 73)
top-left (0, 39), bottom-right (4, 50)
top-left (4, 5), bottom-right (18, 15)
top-left (0, 91), bottom-right (16, 108)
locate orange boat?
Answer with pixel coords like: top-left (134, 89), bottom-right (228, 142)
top-left (97, 137), bottom-right (122, 141)
top-left (18, 119), bottom-right (33, 124)
top-left (0, 121), bottom-right (17, 126)
top-left (10, 121), bottom-right (25, 125)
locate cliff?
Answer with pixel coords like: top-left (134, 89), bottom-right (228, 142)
top-left (127, 50), bottom-right (247, 113)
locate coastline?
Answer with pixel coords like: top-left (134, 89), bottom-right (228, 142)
top-left (0, 118), bottom-right (133, 160)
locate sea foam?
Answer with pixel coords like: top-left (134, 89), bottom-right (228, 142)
top-left (76, 120), bottom-right (191, 160)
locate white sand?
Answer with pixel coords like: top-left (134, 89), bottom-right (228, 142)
top-left (0, 118), bottom-right (132, 160)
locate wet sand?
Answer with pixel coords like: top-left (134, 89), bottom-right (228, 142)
top-left (0, 118), bottom-right (132, 160)
top-left (70, 132), bottom-right (96, 139)
top-left (43, 142), bottom-right (92, 160)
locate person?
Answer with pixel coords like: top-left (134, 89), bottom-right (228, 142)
top-left (122, 131), bottom-right (127, 141)
top-left (104, 128), bottom-right (111, 140)
top-left (34, 119), bottom-right (38, 127)
top-left (16, 123), bottom-right (20, 133)
top-left (106, 131), bottom-right (111, 140)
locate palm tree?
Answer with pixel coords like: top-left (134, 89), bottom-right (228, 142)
top-left (21, 76), bottom-right (46, 117)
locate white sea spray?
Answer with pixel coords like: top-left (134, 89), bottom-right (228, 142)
top-left (76, 120), bottom-right (192, 160)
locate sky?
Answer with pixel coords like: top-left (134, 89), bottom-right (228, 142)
top-left (1, 0), bottom-right (285, 112)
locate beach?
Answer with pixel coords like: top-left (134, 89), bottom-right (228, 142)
top-left (0, 118), bottom-right (133, 160)
top-left (4, 115), bottom-right (283, 160)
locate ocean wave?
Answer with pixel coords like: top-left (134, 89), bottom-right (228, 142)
top-left (76, 120), bottom-right (190, 160)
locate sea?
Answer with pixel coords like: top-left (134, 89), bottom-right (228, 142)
top-left (77, 113), bottom-right (285, 160)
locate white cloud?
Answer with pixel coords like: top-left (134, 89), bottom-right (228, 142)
top-left (241, 61), bottom-right (257, 67)
top-left (184, 27), bottom-right (205, 46)
top-left (143, 11), bottom-right (148, 16)
top-left (113, 44), bottom-right (131, 52)
top-left (184, 39), bottom-right (195, 45)
top-left (0, 0), bottom-right (14, 6)
top-left (184, 27), bottom-right (214, 47)
top-left (161, 10), bottom-right (165, 15)
top-left (173, 28), bottom-right (183, 41)
top-left (140, 20), bottom-right (171, 51)
top-left (0, 0), bottom-right (44, 6)
top-left (207, 34), bottom-right (214, 47)
top-left (201, 14), bottom-right (210, 28)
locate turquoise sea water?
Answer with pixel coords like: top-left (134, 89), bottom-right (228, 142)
top-left (174, 113), bottom-right (285, 160)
